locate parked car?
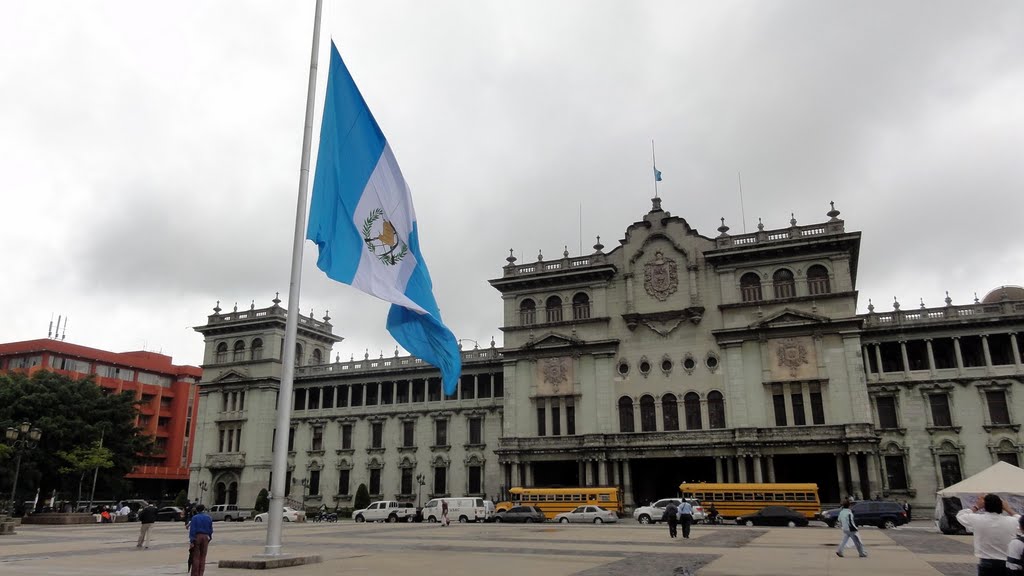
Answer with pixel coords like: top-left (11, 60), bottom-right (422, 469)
top-left (253, 506), bottom-right (305, 523)
top-left (492, 505), bottom-right (546, 523)
top-left (421, 497), bottom-right (488, 523)
top-left (156, 506), bottom-right (185, 522)
top-left (554, 505), bottom-right (618, 524)
top-left (633, 498), bottom-right (706, 524)
top-left (735, 506), bottom-right (809, 527)
top-left (820, 501), bottom-right (908, 529)
top-left (353, 500), bottom-right (419, 523)
top-left (208, 504), bottom-right (251, 522)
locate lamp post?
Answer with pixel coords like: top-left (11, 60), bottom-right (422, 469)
top-left (5, 422), bottom-right (42, 520)
top-left (198, 481), bottom-right (208, 505)
top-left (415, 473), bottom-right (426, 508)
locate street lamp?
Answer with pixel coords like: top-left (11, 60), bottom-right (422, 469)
top-left (5, 422), bottom-right (43, 519)
top-left (415, 473), bottom-right (426, 508)
top-left (198, 481), bottom-right (209, 505)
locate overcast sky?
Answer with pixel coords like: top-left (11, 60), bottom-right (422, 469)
top-left (2, 1), bottom-right (1023, 367)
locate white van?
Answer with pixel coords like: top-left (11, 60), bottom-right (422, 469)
top-left (421, 497), bottom-right (487, 523)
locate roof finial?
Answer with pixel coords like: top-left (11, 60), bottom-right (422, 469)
top-left (490, 336), bottom-right (496, 348)
top-left (790, 213), bottom-right (798, 227)
top-left (213, 300), bottom-right (222, 314)
top-left (380, 350), bottom-right (384, 359)
top-left (335, 352), bottom-right (340, 363)
top-left (395, 347), bottom-right (399, 357)
top-left (506, 249), bottom-right (517, 265)
top-left (364, 349), bottom-right (369, 360)
top-left (920, 298), bottom-right (926, 309)
top-left (757, 217), bottom-right (764, 232)
top-left (974, 292), bottom-right (980, 304)
top-left (233, 302), bottom-right (238, 313)
top-left (893, 296), bottom-right (900, 311)
top-left (867, 299), bottom-right (875, 313)
top-left (250, 300), bottom-right (255, 310)
top-left (593, 235), bottom-right (604, 253)
top-left (827, 201), bottom-right (841, 221)
top-left (717, 217), bottom-right (730, 237)
top-left (651, 196), bottom-right (663, 212)
top-left (309, 308), bottom-right (314, 319)
top-left (945, 291), bottom-right (952, 306)
top-left (323, 310), bottom-right (331, 323)
top-left (272, 292), bottom-right (281, 306)
top-left (537, 249), bottom-right (544, 262)
top-left (563, 245), bottom-right (569, 258)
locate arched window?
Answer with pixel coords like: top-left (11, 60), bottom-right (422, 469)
top-left (640, 395), bottom-right (657, 432)
top-left (708, 391), bottom-right (726, 429)
top-left (662, 394), bottom-right (679, 431)
top-left (295, 343), bottom-right (304, 367)
top-left (807, 265), bottom-right (830, 295)
top-left (773, 269), bottom-right (795, 299)
top-left (251, 338), bottom-right (264, 361)
top-left (228, 481), bottom-right (238, 505)
top-left (684, 392), bottom-right (702, 430)
top-left (311, 349), bottom-right (322, 365)
top-left (215, 342), bottom-right (228, 363)
top-left (618, 397), bottom-right (635, 433)
top-left (546, 295), bottom-right (563, 323)
top-left (519, 299), bottom-right (536, 325)
top-left (232, 340), bottom-right (245, 362)
top-left (215, 482), bottom-right (227, 505)
top-left (572, 292), bottom-right (591, 320)
top-left (740, 272), bottom-right (763, 302)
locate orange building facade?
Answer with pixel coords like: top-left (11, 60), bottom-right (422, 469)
top-left (0, 339), bottom-right (202, 487)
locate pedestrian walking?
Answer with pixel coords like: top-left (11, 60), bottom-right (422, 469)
top-left (677, 500), bottom-right (694, 539)
top-left (1006, 516), bottom-right (1024, 573)
top-left (136, 504), bottom-right (158, 549)
top-left (665, 501), bottom-right (679, 539)
top-left (188, 504), bottom-right (214, 576)
top-left (441, 500), bottom-right (450, 527)
top-left (903, 500), bottom-right (912, 521)
top-left (956, 494), bottom-right (1020, 576)
top-left (835, 500), bottom-right (867, 558)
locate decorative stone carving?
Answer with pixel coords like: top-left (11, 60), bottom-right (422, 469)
top-left (535, 356), bottom-right (573, 396)
top-left (770, 337), bottom-right (816, 380)
top-left (643, 251), bottom-right (679, 301)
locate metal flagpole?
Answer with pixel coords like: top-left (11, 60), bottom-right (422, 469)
top-left (651, 140), bottom-right (659, 199)
top-left (263, 0), bottom-right (323, 557)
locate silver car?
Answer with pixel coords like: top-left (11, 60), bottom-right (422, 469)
top-left (554, 505), bottom-right (618, 524)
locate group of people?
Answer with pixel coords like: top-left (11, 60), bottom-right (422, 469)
top-left (662, 500), bottom-right (696, 539)
top-left (122, 500), bottom-right (213, 576)
top-left (957, 494), bottom-right (1023, 575)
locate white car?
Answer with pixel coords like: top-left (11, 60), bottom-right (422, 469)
top-left (253, 506), bottom-right (305, 523)
top-left (633, 498), bottom-right (706, 524)
top-left (554, 505), bottom-right (618, 524)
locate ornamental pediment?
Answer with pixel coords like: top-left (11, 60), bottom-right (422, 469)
top-left (752, 308), bottom-right (830, 329)
top-left (525, 332), bottom-right (582, 349)
top-left (210, 369), bottom-right (249, 383)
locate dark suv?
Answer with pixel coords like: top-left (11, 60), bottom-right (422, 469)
top-left (820, 501), bottom-right (908, 529)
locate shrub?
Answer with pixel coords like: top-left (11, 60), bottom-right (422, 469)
top-left (354, 484), bottom-right (371, 511)
top-left (254, 489), bottom-right (270, 513)
top-left (173, 490), bottom-right (188, 508)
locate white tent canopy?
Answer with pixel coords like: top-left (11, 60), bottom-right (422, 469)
top-left (935, 461), bottom-right (1024, 524)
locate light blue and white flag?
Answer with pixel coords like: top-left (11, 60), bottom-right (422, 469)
top-left (306, 41), bottom-right (462, 394)
top-left (654, 167), bottom-right (663, 182)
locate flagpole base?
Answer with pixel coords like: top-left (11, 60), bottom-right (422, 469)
top-left (220, 554), bottom-right (322, 570)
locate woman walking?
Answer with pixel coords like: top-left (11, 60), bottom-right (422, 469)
top-left (836, 500), bottom-right (867, 558)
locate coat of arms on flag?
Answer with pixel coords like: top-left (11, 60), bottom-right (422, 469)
top-left (362, 208), bottom-right (408, 265)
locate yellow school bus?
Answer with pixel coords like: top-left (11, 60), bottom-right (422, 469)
top-left (495, 487), bottom-right (624, 516)
top-left (677, 483), bottom-right (821, 519)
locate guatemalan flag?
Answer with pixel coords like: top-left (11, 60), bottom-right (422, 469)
top-left (306, 41), bottom-right (462, 395)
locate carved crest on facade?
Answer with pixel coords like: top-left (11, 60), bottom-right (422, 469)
top-left (643, 251), bottom-right (679, 301)
top-left (776, 338), bottom-right (809, 377)
top-left (541, 357), bottom-right (569, 393)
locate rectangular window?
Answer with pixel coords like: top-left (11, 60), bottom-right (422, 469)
top-left (365, 383), bottom-right (378, 406)
top-left (294, 388), bottom-right (307, 411)
top-left (322, 386), bottom-right (334, 409)
top-left (469, 465), bottom-right (482, 494)
top-left (478, 375), bottom-right (491, 399)
top-left (876, 396), bottom-right (899, 428)
top-left (433, 466), bottom-right (446, 495)
top-left (309, 470), bottom-right (320, 496)
top-left (939, 454), bottom-right (962, 488)
top-left (537, 400), bottom-right (546, 437)
top-left (218, 429), bottom-right (226, 453)
top-left (412, 380), bottom-right (425, 403)
top-left (461, 378), bottom-right (475, 400)
top-left (396, 381), bottom-right (409, 403)
top-left (341, 424), bottom-right (353, 450)
top-left (551, 400), bottom-right (561, 436)
top-left (338, 385), bottom-right (349, 407)
top-left (791, 387), bottom-right (806, 426)
top-left (370, 469), bottom-right (381, 495)
top-left (401, 468), bottom-right (413, 495)
top-left (986, 390), bottom-right (1011, 425)
top-left (350, 384), bottom-right (363, 407)
top-left (493, 373), bottom-right (504, 398)
top-left (998, 453), bottom-right (1020, 467)
top-left (884, 455), bottom-right (908, 490)
top-left (381, 382), bottom-right (393, 404)
top-left (566, 400), bottom-right (576, 435)
top-left (371, 422), bottom-right (383, 448)
top-left (287, 427), bottom-right (295, 452)
top-left (932, 338), bottom-right (957, 369)
top-left (428, 380), bottom-right (441, 402)
top-left (809, 382), bottom-right (825, 425)
top-left (469, 417), bottom-right (483, 445)
top-left (772, 384), bottom-right (787, 426)
top-left (311, 426), bottom-right (324, 451)
top-left (307, 387), bottom-right (320, 410)
top-left (930, 393), bottom-right (953, 427)
top-left (338, 469), bottom-right (350, 495)
top-left (435, 420), bottom-right (448, 446)
top-left (403, 421), bottom-right (415, 447)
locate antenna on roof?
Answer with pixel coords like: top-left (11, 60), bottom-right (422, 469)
top-left (55, 315), bottom-right (62, 340)
top-left (61, 317), bottom-right (67, 341)
top-left (48, 313), bottom-right (54, 339)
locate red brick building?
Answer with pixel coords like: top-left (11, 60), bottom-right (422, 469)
top-left (0, 339), bottom-right (202, 495)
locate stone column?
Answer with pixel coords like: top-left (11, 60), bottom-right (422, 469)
top-left (862, 345), bottom-right (873, 379)
top-left (511, 462), bottom-right (521, 488)
top-left (865, 453), bottom-right (882, 499)
top-left (598, 459), bottom-right (608, 485)
top-left (726, 458), bottom-right (735, 483)
top-left (583, 459), bottom-right (592, 486)
top-left (835, 454), bottom-right (848, 499)
top-left (982, 334), bottom-right (994, 374)
top-left (608, 459), bottom-right (618, 486)
top-left (1010, 332), bottom-right (1022, 368)
top-left (715, 458), bottom-right (724, 482)
top-left (622, 460), bottom-right (634, 509)
top-left (899, 341), bottom-right (911, 376)
top-left (766, 456), bottom-right (776, 483)
top-left (953, 337), bottom-right (964, 371)
top-left (654, 400), bottom-right (663, 433)
top-left (874, 344), bottom-right (885, 378)
top-left (524, 462), bottom-right (533, 487)
top-left (753, 455), bottom-right (764, 483)
top-left (737, 456), bottom-right (748, 482)
top-left (874, 452), bottom-right (888, 493)
top-left (847, 454), bottom-right (862, 499)
top-left (926, 339), bottom-right (937, 376)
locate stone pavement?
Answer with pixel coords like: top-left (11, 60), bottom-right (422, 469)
top-left (0, 520), bottom-right (981, 575)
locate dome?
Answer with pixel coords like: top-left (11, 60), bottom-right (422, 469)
top-left (981, 286), bottom-right (1024, 304)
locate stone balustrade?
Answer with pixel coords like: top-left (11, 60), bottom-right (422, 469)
top-left (864, 301), bottom-right (1024, 328)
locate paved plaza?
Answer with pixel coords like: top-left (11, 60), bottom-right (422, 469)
top-left (0, 520), bottom-right (982, 576)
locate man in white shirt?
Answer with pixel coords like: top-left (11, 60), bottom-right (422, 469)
top-left (117, 503), bottom-right (131, 517)
top-left (677, 500), bottom-right (694, 539)
top-left (1007, 516), bottom-right (1024, 573)
top-left (956, 494), bottom-right (1020, 576)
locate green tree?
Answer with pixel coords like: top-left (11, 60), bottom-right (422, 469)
top-left (0, 370), bottom-right (153, 502)
top-left (354, 483), bottom-right (370, 511)
top-left (0, 443), bottom-right (10, 460)
top-left (57, 441), bottom-right (114, 507)
top-left (173, 490), bottom-right (189, 508)
top-left (254, 489), bottom-right (269, 513)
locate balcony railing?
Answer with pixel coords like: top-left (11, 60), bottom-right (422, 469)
top-left (864, 301), bottom-right (1024, 328)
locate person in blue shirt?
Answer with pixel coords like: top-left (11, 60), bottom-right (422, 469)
top-left (188, 504), bottom-right (214, 576)
top-left (677, 500), bottom-right (694, 539)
